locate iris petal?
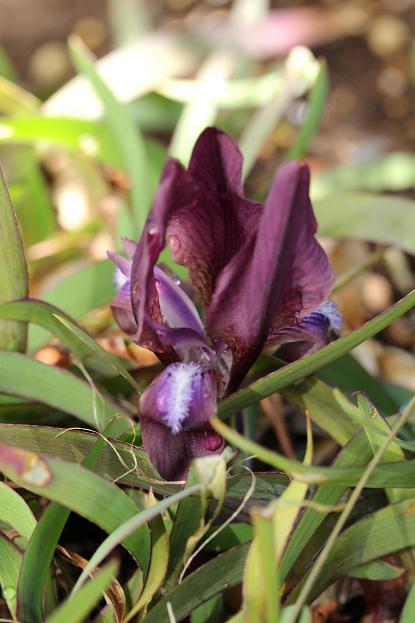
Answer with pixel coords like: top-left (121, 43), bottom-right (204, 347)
top-left (139, 361), bottom-right (221, 480)
top-left (272, 301), bottom-right (343, 361)
top-left (166, 128), bottom-right (262, 303)
top-left (140, 418), bottom-right (223, 481)
top-left (207, 161), bottom-right (334, 389)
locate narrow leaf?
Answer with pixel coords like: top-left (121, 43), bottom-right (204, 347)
top-left (0, 351), bottom-right (132, 435)
top-left (44, 561), bottom-right (118, 623)
top-left (0, 165), bottom-right (27, 351)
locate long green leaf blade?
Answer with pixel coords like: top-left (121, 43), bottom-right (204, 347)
top-left (0, 165), bottom-right (28, 351)
top-left (0, 351), bottom-right (132, 435)
top-left (0, 299), bottom-right (142, 394)
top-left (44, 561), bottom-right (118, 623)
top-left (0, 445), bottom-right (150, 571)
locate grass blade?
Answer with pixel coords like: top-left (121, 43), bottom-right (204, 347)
top-left (218, 289), bottom-right (415, 418)
top-left (0, 351), bottom-right (132, 435)
top-left (44, 561), bottom-right (118, 623)
top-left (16, 424), bottom-right (120, 623)
top-left (0, 533), bottom-right (22, 619)
top-left (0, 165), bottom-right (28, 351)
top-left (0, 445), bottom-right (151, 571)
top-left (0, 299), bottom-right (142, 394)
top-left (0, 481), bottom-right (36, 541)
top-left (72, 484), bottom-right (201, 594)
top-left (400, 580), bottom-right (415, 623)
top-left (284, 61), bottom-right (328, 160)
top-left (69, 36), bottom-right (150, 233)
top-left (0, 424), bottom-right (168, 493)
top-left (141, 543), bottom-right (249, 623)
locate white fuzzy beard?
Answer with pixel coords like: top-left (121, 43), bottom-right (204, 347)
top-left (162, 362), bottom-right (202, 434)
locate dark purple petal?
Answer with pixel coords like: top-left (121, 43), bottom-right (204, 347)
top-left (139, 362), bottom-right (217, 433)
top-left (130, 160), bottom-right (197, 346)
top-left (207, 161), bottom-right (334, 389)
top-left (140, 418), bottom-right (223, 481)
top-left (271, 301), bottom-right (342, 361)
top-left (166, 127), bottom-right (262, 303)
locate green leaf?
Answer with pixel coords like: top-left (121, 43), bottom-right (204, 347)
top-left (0, 116), bottom-right (121, 167)
top-left (29, 260), bottom-right (115, 352)
top-left (0, 165), bottom-right (28, 351)
top-left (44, 561), bottom-right (118, 623)
top-left (0, 481), bottom-right (36, 540)
top-left (314, 192), bottom-right (415, 255)
top-left (218, 289), bottom-right (415, 418)
top-left (0, 299), bottom-right (142, 395)
top-left (348, 559), bottom-right (404, 581)
top-left (246, 508), bottom-right (280, 623)
top-left (296, 496), bottom-right (415, 603)
top-left (280, 606), bottom-right (312, 623)
top-left (0, 46), bottom-right (18, 81)
top-left (0, 351), bottom-right (132, 435)
top-left (0, 424), bottom-right (169, 493)
top-left (72, 484), bottom-right (201, 595)
top-left (281, 375), bottom-right (359, 446)
top-left (204, 523), bottom-right (253, 552)
top-left (18, 504), bottom-right (69, 623)
top-left (0, 445), bottom-right (150, 571)
top-left (284, 61), bottom-right (328, 160)
top-left (318, 353), bottom-right (399, 415)
top-left (0, 115), bottom-right (166, 174)
top-left (400, 579), bottom-right (415, 623)
top-left (124, 491), bottom-right (169, 621)
top-left (0, 532), bottom-right (22, 619)
top-left (213, 415), bottom-right (415, 487)
top-left (280, 434), bottom-right (372, 585)
top-left (141, 543), bottom-right (249, 623)
top-left (191, 595), bottom-right (223, 623)
top-left (69, 36), bottom-right (151, 233)
top-left (16, 425), bottom-right (119, 623)
top-left (286, 405), bottom-right (414, 614)
top-left (8, 147), bottom-right (56, 245)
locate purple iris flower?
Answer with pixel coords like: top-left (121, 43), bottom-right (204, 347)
top-left (108, 127), bottom-right (341, 480)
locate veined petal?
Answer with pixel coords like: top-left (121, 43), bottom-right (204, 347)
top-left (166, 127), bottom-right (262, 303)
top-left (207, 161), bottom-right (334, 389)
top-left (139, 362), bottom-right (217, 434)
top-left (271, 300), bottom-right (343, 360)
top-left (130, 160), bottom-right (197, 344)
top-left (140, 418), bottom-right (223, 481)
